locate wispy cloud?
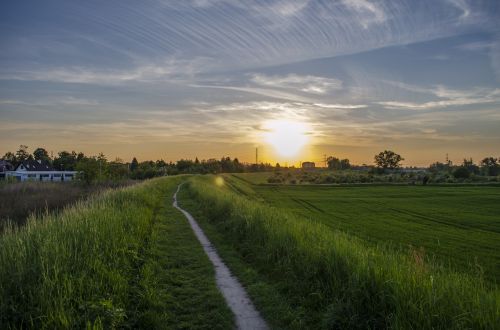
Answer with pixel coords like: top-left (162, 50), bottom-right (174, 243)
top-left (0, 97), bottom-right (99, 107)
top-left (251, 73), bottom-right (342, 94)
top-left (341, 0), bottom-right (387, 28)
top-left (378, 86), bottom-right (500, 110)
top-left (0, 57), bottom-right (212, 85)
top-left (446, 0), bottom-right (470, 20)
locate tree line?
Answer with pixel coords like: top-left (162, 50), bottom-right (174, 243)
top-left (2, 146), bottom-right (498, 184)
top-left (2, 145), bottom-right (275, 183)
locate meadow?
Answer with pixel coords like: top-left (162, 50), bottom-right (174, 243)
top-left (0, 177), bottom-right (233, 329)
top-left (180, 175), bottom-right (499, 329)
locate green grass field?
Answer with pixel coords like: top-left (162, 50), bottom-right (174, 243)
top-left (0, 177), bottom-right (233, 329)
top-left (2, 174), bottom-right (499, 329)
top-left (183, 175), bottom-right (499, 329)
top-left (229, 173), bottom-right (500, 282)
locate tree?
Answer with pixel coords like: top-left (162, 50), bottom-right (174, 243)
top-left (3, 151), bottom-right (17, 166)
top-left (33, 147), bottom-right (50, 162)
top-left (374, 150), bottom-right (404, 169)
top-left (75, 157), bottom-right (99, 184)
top-left (453, 166), bottom-right (470, 179)
top-left (15, 145), bottom-right (29, 162)
top-left (130, 157), bottom-right (139, 171)
top-left (480, 157), bottom-right (499, 176)
top-left (462, 158), bottom-right (479, 175)
top-left (429, 161), bottom-right (451, 173)
top-left (327, 156), bottom-right (350, 170)
top-left (53, 151), bottom-right (78, 170)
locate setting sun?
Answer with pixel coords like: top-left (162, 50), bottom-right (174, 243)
top-left (262, 120), bottom-right (310, 158)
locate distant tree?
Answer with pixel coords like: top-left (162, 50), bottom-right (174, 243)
top-left (429, 161), bottom-right (451, 173)
top-left (327, 156), bottom-right (351, 170)
top-left (156, 159), bottom-right (167, 168)
top-left (480, 157), bottom-right (499, 176)
top-left (176, 159), bottom-right (195, 173)
top-left (340, 158), bottom-right (350, 170)
top-left (232, 158), bottom-right (244, 172)
top-left (53, 151), bottom-right (78, 170)
top-left (130, 157), bottom-right (139, 171)
top-left (15, 145), bottom-right (29, 163)
top-left (453, 166), bottom-right (470, 179)
top-left (2, 151), bottom-right (17, 166)
top-left (461, 158), bottom-right (479, 175)
top-left (374, 150), bottom-right (404, 170)
top-left (33, 147), bottom-right (50, 162)
top-left (75, 157), bottom-right (100, 184)
top-left (107, 159), bottom-right (128, 180)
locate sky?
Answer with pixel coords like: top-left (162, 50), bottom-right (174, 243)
top-left (1, 0), bottom-right (499, 166)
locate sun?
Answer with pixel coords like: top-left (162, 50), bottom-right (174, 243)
top-left (262, 119), bottom-right (310, 158)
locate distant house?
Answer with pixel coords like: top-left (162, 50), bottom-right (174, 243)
top-left (0, 160), bottom-right (14, 179)
top-left (4, 159), bottom-right (77, 182)
top-left (302, 161), bottom-right (315, 170)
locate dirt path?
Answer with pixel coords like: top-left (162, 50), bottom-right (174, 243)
top-left (173, 184), bottom-right (268, 330)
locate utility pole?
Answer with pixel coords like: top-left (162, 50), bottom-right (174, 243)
top-left (255, 147), bottom-right (258, 165)
top-left (324, 154), bottom-right (327, 168)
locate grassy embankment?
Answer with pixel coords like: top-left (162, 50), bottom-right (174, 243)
top-left (230, 173), bottom-right (500, 282)
top-left (0, 176), bottom-right (233, 329)
top-left (181, 175), bottom-right (500, 329)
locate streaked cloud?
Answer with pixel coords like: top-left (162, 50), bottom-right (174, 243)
top-left (251, 74), bottom-right (343, 94)
top-left (378, 85), bottom-right (500, 110)
top-left (341, 0), bottom-right (386, 28)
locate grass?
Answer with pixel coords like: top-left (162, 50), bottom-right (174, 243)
top-left (0, 176), bottom-right (233, 329)
top-left (228, 173), bottom-right (500, 282)
top-left (182, 175), bottom-right (500, 329)
top-left (0, 180), bottom-right (137, 227)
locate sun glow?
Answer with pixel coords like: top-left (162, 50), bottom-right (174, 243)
top-left (262, 119), bottom-right (310, 158)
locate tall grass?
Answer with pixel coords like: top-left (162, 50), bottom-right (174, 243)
top-left (186, 177), bottom-right (500, 329)
top-left (0, 180), bottom-right (137, 227)
top-left (0, 178), bottom-right (175, 329)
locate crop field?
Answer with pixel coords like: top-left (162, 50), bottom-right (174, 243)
top-left (228, 173), bottom-right (500, 282)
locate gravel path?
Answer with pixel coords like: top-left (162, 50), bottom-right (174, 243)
top-left (173, 184), bottom-right (268, 330)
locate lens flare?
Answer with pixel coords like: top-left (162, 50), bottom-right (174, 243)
top-left (215, 176), bottom-right (225, 186)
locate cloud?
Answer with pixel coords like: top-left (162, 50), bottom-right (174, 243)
top-left (0, 57), bottom-right (212, 85)
top-left (251, 74), bottom-right (343, 94)
top-left (0, 97), bottom-right (99, 107)
top-left (313, 103), bottom-right (367, 109)
top-left (190, 84), bottom-right (313, 102)
top-left (341, 0), bottom-right (387, 28)
top-left (378, 86), bottom-right (500, 110)
top-left (446, 0), bottom-right (471, 20)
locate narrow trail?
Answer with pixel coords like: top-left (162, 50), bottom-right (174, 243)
top-left (173, 184), bottom-right (268, 330)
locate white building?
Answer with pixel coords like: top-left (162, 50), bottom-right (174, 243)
top-left (302, 161), bottom-right (315, 170)
top-left (5, 159), bottom-right (77, 182)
